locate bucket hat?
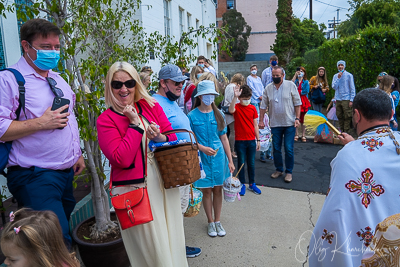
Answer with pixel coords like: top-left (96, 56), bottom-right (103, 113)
top-left (194, 80), bottom-right (219, 98)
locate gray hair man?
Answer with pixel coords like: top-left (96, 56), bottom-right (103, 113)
top-left (259, 66), bottom-right (301, 183)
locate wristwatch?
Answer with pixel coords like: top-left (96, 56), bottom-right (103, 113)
top-left (128, 122), bottom-right (141, 128)
top-left (295, 118), bottom-right (300, 121)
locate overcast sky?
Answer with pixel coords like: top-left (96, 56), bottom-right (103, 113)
top-left (292, 0), bottom-right (353, 31)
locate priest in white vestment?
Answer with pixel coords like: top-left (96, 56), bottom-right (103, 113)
top-left (309, 88), bottom-right (400, 267)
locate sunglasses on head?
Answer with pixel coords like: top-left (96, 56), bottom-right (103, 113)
top-left (46, 77), bottom-right (64, 97)
top-left (379, 72), bottom-right (388, 77)
top-left (111, 79), bottom-right (136, 89)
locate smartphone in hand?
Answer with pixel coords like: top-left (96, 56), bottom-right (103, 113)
top-left (51, 97), bottom-right (70, 129)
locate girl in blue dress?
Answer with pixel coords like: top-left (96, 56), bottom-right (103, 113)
top-left (187, 80), bottom-right (235, 237)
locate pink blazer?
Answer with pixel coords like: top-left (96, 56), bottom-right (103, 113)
top-left (97, 99), bottom-right (176, 185)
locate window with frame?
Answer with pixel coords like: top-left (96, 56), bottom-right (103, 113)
top-left (15, 0), bottom-right (33, 54)
top-left (163, 0), bottom-right (171, 37)
top-left (227, 0), bottom-right (234, 9)
top-left (187, 13), bottom-right (192, 54)
top-left (196, 19), bottom-right (200, 55)
top-left (179, 8), bottom-right (184, 37)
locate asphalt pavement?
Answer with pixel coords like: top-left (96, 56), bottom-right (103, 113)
top-left (253, 140), bottom-right (342, 194)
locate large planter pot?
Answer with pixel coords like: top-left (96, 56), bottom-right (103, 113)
top-left (72, 212), bottom-right (130, 267)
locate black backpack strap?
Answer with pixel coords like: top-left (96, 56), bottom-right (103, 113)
top-left (0, 68), bottom-right (26, 120)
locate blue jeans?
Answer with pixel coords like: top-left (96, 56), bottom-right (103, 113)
top-left (7, 166), bottom-right (76, 247)
top-left (235, 140), bottom-right (256, 185)
top-left (271, 126), bottom-right (296, 173)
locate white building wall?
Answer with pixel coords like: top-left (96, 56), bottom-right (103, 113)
top-left (0, 0), bottom-right (218, 74)
top-left (141, 0), bottom-right (217, 74)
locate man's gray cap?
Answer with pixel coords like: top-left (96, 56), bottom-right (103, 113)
top-left (158, 64), bottom-right (188, 82)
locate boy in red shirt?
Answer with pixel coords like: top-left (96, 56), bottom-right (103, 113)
top-left (228, 85), bottom-right (261, 196)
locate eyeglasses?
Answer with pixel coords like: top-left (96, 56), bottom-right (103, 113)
top-left (46, 77), bottom-right (64, 97)
top-left (173, 80), bottom-right (185, 86)
top-left (111, 79), bottom-right (136, 89)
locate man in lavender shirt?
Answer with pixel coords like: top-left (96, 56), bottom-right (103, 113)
top-left (0, 19), bottom-right (85, 246)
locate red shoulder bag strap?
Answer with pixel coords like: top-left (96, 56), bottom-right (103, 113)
top-left (109, 103), bottom-right (148, 194)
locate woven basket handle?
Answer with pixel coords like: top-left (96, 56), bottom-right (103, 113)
top-left (190, 184), bottom-right (194, 205)
top-left (161, 129), bottom-right (199, 150)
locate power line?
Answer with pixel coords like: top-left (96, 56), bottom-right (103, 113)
top-left (317, 0), bottom-right (333, 23)
top-left (315, 0), bottom-right (347, 10)
top-left (300, 0), bottom-right (309, 19)
top-left (293, 0), bottom-right (309, 17)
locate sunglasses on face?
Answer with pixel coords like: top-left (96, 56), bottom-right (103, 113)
top-left (172, 80), bottom-right (185, 86)
top-left (111, 79), bottom-right (136, 89)
top-left (46, 77), bottom-right (64, 97)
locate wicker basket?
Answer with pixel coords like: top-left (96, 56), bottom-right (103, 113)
top-left (154, 129), bottom-right (201, 189)
top-left (184, 185), bottom-right (203, 218)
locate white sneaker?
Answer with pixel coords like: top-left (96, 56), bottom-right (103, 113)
top-left (215, 222), bottom-right (226, 237)
top-left (208, 222), bottom-right (217, 237)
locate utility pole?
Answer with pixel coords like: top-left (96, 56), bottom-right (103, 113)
top-left (337, 9), bottom-right (340, 22)
top-left (328, 16), bottom-right (341, 39)
top-left (333, 17), bottom-right (335, 38)
top-left (310, 0), bottom-right (312, 20)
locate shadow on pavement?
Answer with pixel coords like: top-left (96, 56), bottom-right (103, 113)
top-left (235, 141), bottom-right (342, 194)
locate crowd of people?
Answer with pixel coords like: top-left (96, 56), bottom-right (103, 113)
top-left (0, 18), bottom-right (399, 267)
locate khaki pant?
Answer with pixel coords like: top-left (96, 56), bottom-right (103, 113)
top-left (336, 100), bottom-right (353, 134)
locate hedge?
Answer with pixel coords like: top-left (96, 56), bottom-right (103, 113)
top-left (295, 24), bottom-right (400, 105)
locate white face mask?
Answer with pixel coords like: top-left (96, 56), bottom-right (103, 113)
top-left (251, 70), bottom-right (257, 75)
top-left (240, 99), bottom-right (251, 106)
top-left (202, 94), bottom-right (215, 106)
top-left (298, 72), bottom-right (304, 78)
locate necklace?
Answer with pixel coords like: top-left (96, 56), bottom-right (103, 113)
top-left (358, 126), bottom-right (400, 155)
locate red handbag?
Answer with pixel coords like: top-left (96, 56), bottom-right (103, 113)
top-left (110, 112), bottom-right (153, 230)
top-left (111, 186), bottom-right (153, 230)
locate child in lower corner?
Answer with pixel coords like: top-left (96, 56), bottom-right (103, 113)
top-left (229, 84), bottom-right (261, 196)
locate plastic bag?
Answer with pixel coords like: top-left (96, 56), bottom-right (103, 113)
top-left (259, 114), bottom-right (272, 152)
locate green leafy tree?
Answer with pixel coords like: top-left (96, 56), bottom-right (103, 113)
top-left (271, 0), bottom-right (297, 65)
top-left (222, 9), bottom-right (251, 61)
top-left (300, 24), bottom-right (400, 105)
top-left (292, 18), bottom-right (326, 56)
top-left (338, 0), bottom-right (400, 37)
top-left (10, 0), bottom-right (149, 240)
top-left (4, 0), bottom-right (227, 240)
top-left (147, 24), bottom-right (230, 69)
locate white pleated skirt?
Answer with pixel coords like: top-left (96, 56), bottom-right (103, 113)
top-left (112, 155), bottom-right (188, 267)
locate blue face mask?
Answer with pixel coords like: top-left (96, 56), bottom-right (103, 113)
top-left (201, 94), bottom-right (215, 106)
top-left (198, 64), bottom-right (205, 68)
top-left (197, 73), bottom-right (202, 79)
top-left (28, 43), bottom-right (60, 71)
top-left (271, 61), bottom-right (277, 66)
